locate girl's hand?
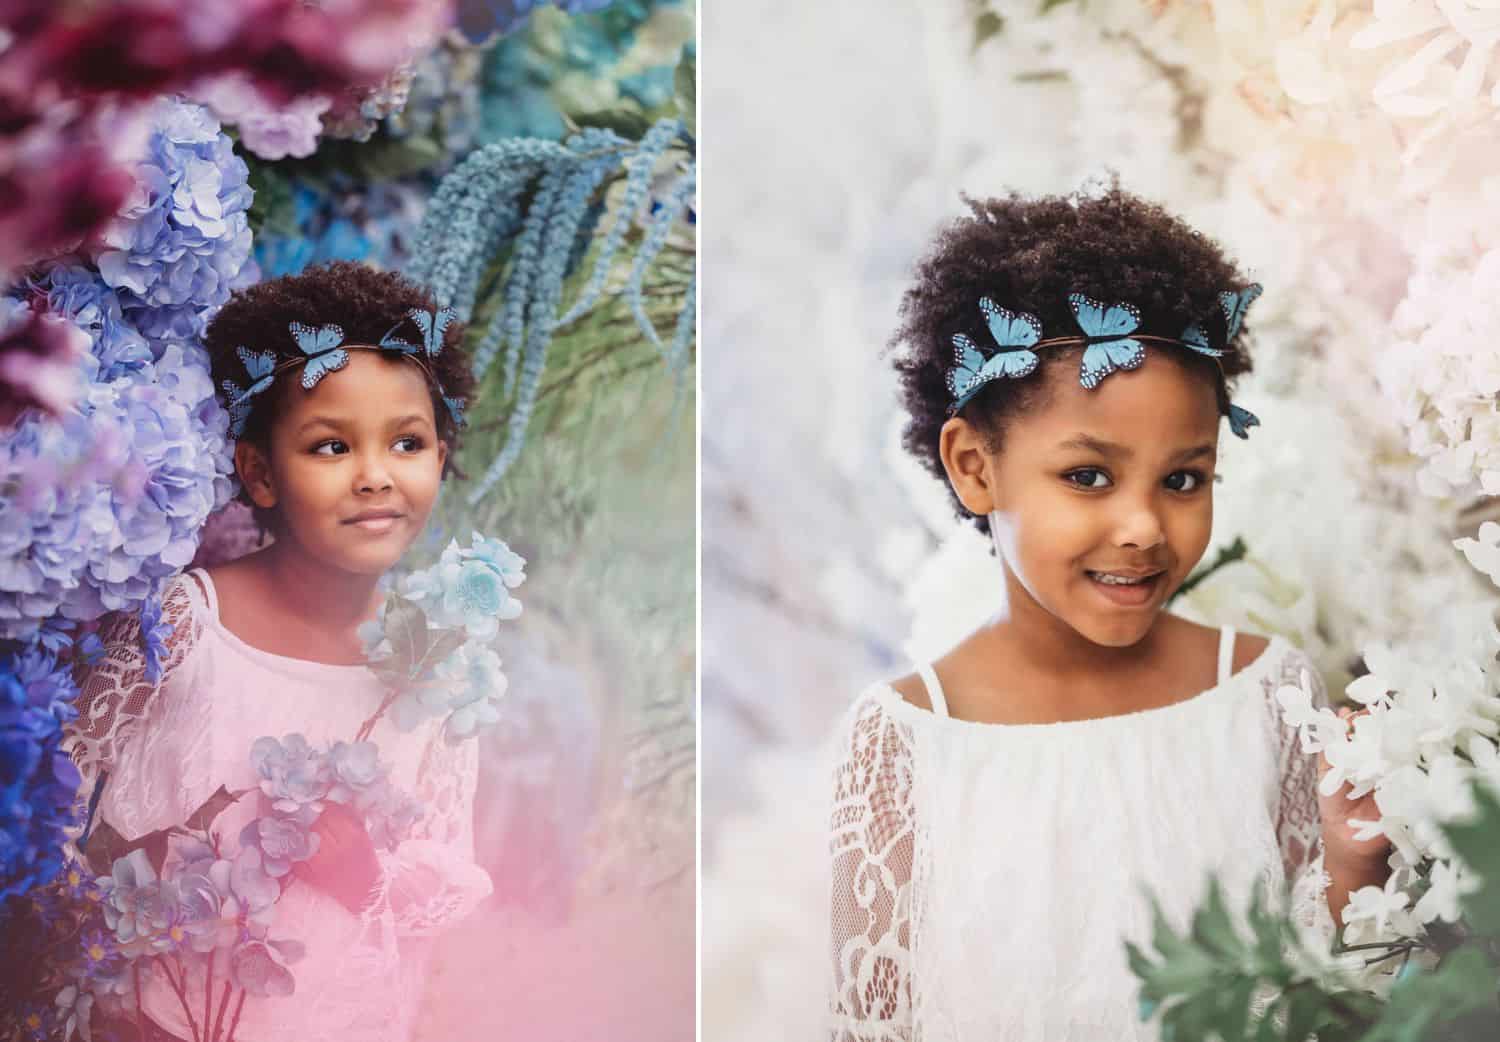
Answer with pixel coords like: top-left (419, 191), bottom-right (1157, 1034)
top-left (294, 802), bottom-right (382, 915)
top-left (1316, 706), bottom-right (1392, 870)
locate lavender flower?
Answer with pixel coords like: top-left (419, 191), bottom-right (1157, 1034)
top-left (238, 817), bottom-right (319, 879)
top-left (96, 849), bottom-right (162, 947)
top-left (229, 846), bottom-right (280, 916)
top-left (250, 734), bottom-right (330, 823)
top-left (230, 937), bottom-right (301, 997)
top-left (326, 741), bottom-right (383, 804)
top-left (93, 98), bottom-right (254, 348)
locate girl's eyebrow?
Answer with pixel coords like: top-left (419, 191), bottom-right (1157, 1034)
top-left (297, 414), bottom-right (432, 435)
top-left (1056, 434), bottom-right (1215, 463)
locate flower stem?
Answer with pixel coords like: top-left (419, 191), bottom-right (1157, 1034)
top-left (355, 689), bottom-right (400, 742)
top-left (204, 951), bottom-right (214, 1042)
top-left (134, 963), bottom-right (145, 1042)
top-left (210, 979), bottom-right (231, 1042)
top-left (224, 991), bottom-right (246, 1042)
top-left (162, 954), bottom-right (202, 1042)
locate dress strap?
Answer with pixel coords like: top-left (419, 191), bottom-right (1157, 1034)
top-left (1217, 624), bottom-right (1237, 686)
top-left (185, 567), bottom-right (219, 620)
top-left (916, 662), bottom-right (951, 718)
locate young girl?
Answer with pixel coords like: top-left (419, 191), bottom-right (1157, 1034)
top-left (827, 189), bottom-right (1392, 1041)
top-left (66, 262), bottom-right (487, 1042)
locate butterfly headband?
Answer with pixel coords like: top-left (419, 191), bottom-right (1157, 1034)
top-left (221, 306), bottom-right (467, 439)
top-left (946, 285), bottom-right (1262, 439)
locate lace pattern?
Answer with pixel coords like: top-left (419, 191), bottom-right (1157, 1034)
top-left (826, 638), bottom-right (1336, 1042)
top-left (828, 693), bottom-right (916, 1042)
top-left (65, 573), bottom-right (208, 840)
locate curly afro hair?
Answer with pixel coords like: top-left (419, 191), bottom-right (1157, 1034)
top-left (891, 185), bottom-right (1257, 537)
top-left (204, 261), bottom-right (476, 530)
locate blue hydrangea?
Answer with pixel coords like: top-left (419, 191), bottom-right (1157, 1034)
top-left (0, 98), bottom-right (246, 641)
top-left (95, 98), bottom-right (254, 348)
top-left (1, 645), bottom-right (82, 902)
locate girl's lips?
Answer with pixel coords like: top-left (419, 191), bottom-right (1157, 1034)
top-left (347, 515), bottom-right (404, 534)
top-left (1086, 570), bottom-right (1162, 608)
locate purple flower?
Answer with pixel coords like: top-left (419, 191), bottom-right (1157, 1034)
top-left (249, 734), bottom-right (329, 822)
top-left (238, 816), bottom-right (319, 879)
top-left (230, 937), bottom-right (302, 997)
top-left (229, 845), bottom-right (280, 916)
top-left (97, 849), bottom-right (161, 946)
top-left (0, 298), bottom-right (88, 427)
top-left (137, 594), bottom-right (174, 685)
top-left (326, 740), bottom-right (383, 803)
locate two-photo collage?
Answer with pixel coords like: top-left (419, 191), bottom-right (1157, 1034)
top-left (4, 1), bottom-right (1500, 1040)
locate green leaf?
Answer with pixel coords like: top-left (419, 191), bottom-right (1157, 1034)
top-left (1441, 780), bottom-right (1500, 934)
top-left (673, 45), bottom-right (696, 137)
top-left (83, 821), bottom-right (170, 877)
top-left (1361, 947), bottom-right (1497, 1042)
top-left (182, 785), bottom-right (247, 834)
top-left (1039, 0), bottom-right (1075, 11)
top-left (573, 105), bottom-right (653, 140)
top-left (382, 593), bottom-right (431, 670)
top-left (414, 627), bottom-right (470, 681)
top-left (1190, 878), bottom-right (1243, 959)
top-left (973, 10), bottom-right (1004, 51)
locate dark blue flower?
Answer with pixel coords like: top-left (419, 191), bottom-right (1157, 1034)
top-left (137, 595), bottom-right (173, 686)
top-left (1, 646), bottom-right (82, 902)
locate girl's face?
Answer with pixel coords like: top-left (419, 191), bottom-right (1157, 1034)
top-left (943, 355), bottom-right (1221, 649)
top-left (236, 351), bottom-right (448, 576)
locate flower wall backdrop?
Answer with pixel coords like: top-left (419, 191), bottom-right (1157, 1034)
top-left (704, 0), bottom-right (1500, 1038)
top-left (1, 3), bottom-right (694, 1040)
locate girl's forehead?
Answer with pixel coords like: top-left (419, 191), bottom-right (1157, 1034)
top-left (1015, 357), bottom-right (1221, 449)
top-left (279, 351), bottom-right (435, 420)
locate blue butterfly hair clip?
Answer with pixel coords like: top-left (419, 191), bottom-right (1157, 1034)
top-left (945, 282), bottom-right (1265, 440)
top-left (221, 346), bottom-right (278, 438)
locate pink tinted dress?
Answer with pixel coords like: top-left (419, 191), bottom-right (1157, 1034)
top-left (827, 626), bottom-right (1335, 1042)
top-left (66, 568), bottom-right (493, 1042)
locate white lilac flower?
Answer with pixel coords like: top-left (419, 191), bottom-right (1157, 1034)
top-left (1454, 521), bottom-right (1500, 585)
top-left (1343, 871), bottom-right (1415, 936)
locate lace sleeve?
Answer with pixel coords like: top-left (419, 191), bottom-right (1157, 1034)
top-left (829, 691), bottom-right (916, 1042)
top-left (1264, 645), bottom-right (1337, 947)
top-left (365, 727), bottom-right (493, 937)
top-left (64, 574), bottom-right (205, 838)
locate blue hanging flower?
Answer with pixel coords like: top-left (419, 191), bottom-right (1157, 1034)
top-left (138, 594), bottom-right (174, 685)
top-left (1, 644), bottom-right (82, 902)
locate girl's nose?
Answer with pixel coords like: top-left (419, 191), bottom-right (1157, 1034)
top-left (354, 454), bottom-right (394, 494)
top-left (1113, 501), bottom-right (1166, 550)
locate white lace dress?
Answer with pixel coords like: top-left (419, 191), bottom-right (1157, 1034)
top-left (827, 626), bottom-right (1336, 1042)
top-left (64, 568), bottom-right (494, 1042)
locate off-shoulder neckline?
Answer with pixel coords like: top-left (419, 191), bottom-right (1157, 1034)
top-left (182, 567), bottom-right (377, 677)
top-left (869, 633), bottom-right (1289, 734)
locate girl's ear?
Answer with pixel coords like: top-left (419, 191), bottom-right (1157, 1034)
top-left (234, 439), bottom-right (278, 510)
top-left (437, 438), bottom-right (449, 472)
top-left (939, 416), bottom-right (1002, 516)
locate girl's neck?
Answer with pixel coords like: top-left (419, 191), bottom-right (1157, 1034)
top-left (255, 540), bottom-right (384, 635)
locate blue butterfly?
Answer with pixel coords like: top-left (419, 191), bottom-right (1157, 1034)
top-left (1228, 403), bottom-right (1260, 440)
top-left (380, 306), bottom-right (457, 358)
top-left (1220, 283), bottom-right (1262, 342)
top-left (222, 380), bottom-right (254, 437)
top-left (1068, 293), bottom-right (1145, 389)
top-left (236, 346), bottom-right (277, 393)
top-left (1182, 284), bottom-right (1263, 355)
top-left (443, 395), bottom-right (467, 428)
top-left (290, 322), bottom-right (349, 390)
top-left (947, 300), bottom-right (1043, 410)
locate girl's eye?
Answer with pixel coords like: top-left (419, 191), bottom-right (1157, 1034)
top-left (394, 435), bottom-right (425, 453)
top-left (1064, 468), bottom-right (1111, 490)
top-left (1165, 470), bottom-right (1208, 492)
top-left (312, 440), bottom-right (348, 456)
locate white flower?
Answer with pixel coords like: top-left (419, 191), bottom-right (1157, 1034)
top-left (1413, 858), bottom-right (1469, 924)
top-left (1454, 521), bottom-right (1500, 585)
top-left (1344, 871), bottom-right (1412, 934)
